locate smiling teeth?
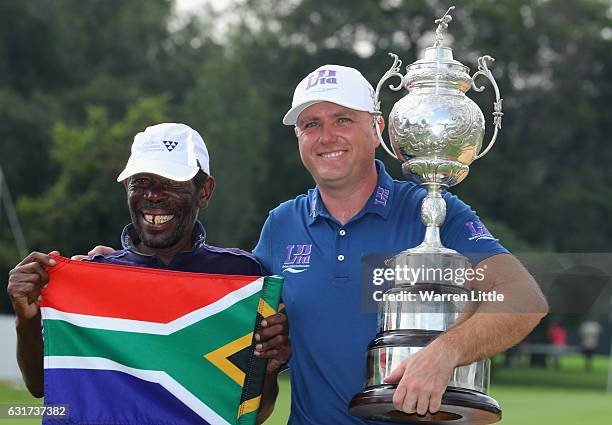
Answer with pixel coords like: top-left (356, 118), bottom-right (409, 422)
top-left (321, 151), bottom-right (343, 158)
top-left (144, 214), bottom-right (174, 224)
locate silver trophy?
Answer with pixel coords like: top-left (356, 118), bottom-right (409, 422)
top-left (350, 7), bottom-right (503, 424)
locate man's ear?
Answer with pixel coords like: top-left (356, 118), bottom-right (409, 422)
top-left (197, 176), bottom-right (215, 209)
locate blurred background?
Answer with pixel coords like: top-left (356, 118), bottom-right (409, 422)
top-left (0, 0), bottom-right (610, 423)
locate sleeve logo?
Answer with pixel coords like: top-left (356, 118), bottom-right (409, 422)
top-left (465, 221), bottom-right (496, 241)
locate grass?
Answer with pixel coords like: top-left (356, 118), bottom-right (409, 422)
top-left (489, 387), bottom-right (611, 425)
top-left (491, 352), bottom-right (609, 389)
top-left (268, 354), bottom-right (612, 425)
top-left (1, 354), bottom-right (610, 424)
top-left (0, 381), bottom-right (41, 425)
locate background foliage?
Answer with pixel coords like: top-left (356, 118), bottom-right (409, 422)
top-left (1, 0), bottom-right (611, 324)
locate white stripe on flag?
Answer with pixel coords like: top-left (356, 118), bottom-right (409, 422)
top-left (45, 356), bottom-right (231, 425)
top-left (41, 277), bottom-right (264, 335)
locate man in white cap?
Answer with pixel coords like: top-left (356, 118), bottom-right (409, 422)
top-left (8, 123), bottom-right (289, 422)
top-left (252, 65), bottom-right (548, 423)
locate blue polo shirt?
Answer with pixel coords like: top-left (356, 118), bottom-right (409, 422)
top-left (87, 220), bottom-right (262, 276)
top-left (253, 160), bottom-right (508, 425)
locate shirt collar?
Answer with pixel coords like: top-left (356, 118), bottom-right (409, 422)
top-left (307, 186), bottom-right (325, 225)
top-left (308, 159), bottom-right (395, 225)
top-left (120, 220), bottom-right (207, 253)
top-left (363, 159), bottom-right (394, 220)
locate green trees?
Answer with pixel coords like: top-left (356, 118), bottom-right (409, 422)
top-left (225, 0), bottom-right (612, 252)
top-left (0, 0), bottom-right (209, 310)
top-left (18, 97), bottom-right (170, 254)
top-left (1, 0), bottom-right (611, 312)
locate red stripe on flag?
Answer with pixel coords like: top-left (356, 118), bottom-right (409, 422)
top-left (40, 256), bottom-right (259, 323)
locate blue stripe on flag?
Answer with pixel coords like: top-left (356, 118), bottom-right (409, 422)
top-left (43, 369), bottom-right (212, 425)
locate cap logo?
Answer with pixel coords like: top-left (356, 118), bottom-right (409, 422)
top-left (163, 140), bottom-right (179, 152)
top-left (306, 69), bottom-right (337, 90)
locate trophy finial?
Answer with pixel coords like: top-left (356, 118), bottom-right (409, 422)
top-left (433, 6), bottom-right (455, 47)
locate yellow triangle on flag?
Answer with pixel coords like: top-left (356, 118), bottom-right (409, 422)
top-left (203, 332), bottom-right (252, 386)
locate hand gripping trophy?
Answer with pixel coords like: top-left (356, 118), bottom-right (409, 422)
top-left (350, 7), bottom-right (504, 425)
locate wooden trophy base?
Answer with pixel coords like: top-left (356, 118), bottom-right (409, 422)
top-left (349, 385), bottom-right (501, 425)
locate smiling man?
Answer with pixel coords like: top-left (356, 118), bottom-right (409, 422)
top-left (252, 65), bottom-right (548, 424)
top-left (113, 123), bottom-right (223, 268)
top-left (8, 123), bottom-right (289, 423)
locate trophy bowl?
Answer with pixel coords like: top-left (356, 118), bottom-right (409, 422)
top-left (389, 46), bottom-right (484, 187)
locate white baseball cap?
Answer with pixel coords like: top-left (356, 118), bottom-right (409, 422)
top-left (116, 123), bottom-right (210, 182)
top-left (283, 64), bottom-right (376, 125)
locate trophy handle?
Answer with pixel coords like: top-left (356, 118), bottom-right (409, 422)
top-left (374, 53), bottom-right (405, 160)
top-left (471, 55), bottom-right (504, 160)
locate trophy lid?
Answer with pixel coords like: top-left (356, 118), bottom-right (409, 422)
top-left (404, 7), bottom-right (472, 92)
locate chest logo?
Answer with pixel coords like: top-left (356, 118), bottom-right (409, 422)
top-left (282, 244), bottom-right (312, 273)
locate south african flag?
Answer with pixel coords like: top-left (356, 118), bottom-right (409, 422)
top-left (40, 255), bottom-right (283, 425)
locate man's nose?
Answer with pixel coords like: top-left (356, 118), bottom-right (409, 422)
top-left (319, 122), bottom-right (337, 143)
top-left (143, 184), bottom-right (167, 201)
